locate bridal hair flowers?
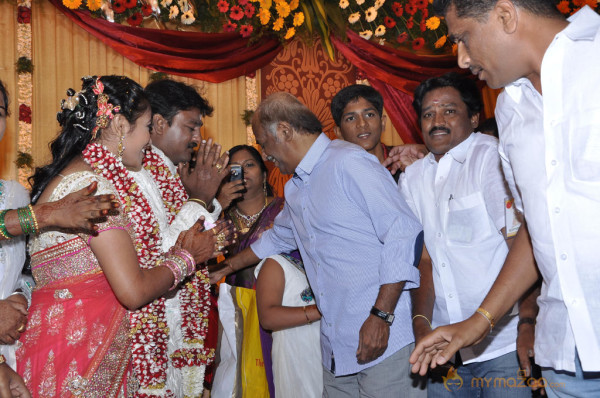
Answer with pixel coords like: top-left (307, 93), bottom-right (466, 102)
top-left (91, 77), bottom-right (121, 139)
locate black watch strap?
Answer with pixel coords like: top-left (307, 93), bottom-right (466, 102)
top-left (370, 306), bottom-right (395, 325)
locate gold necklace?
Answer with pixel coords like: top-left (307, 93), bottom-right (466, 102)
top-left (233, 196), bottom-right (269, 233)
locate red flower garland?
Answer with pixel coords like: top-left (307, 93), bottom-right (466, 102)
top-left (143, 149), bottom-right (215, 373)
top-left (82, 143), bottom-right (173, 397)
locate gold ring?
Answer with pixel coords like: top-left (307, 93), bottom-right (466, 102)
top-left (17, 324), bottom-right (26, 333)
top-left (217, 244), bottom-right (224, 252)
top-left (215, 164), bottom-right (223, 171)
top-left (216, 232), bottom-right (226, 244)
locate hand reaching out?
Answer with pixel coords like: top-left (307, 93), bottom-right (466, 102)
top-left (176, 217), bottom-right (236, 264)
top-left (382, 144), bottom-right (428, 174)
top-left (36, 181), bottom-right (119, 233)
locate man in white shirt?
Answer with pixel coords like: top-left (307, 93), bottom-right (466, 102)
top-left (410, 1), bottom-right (600, 396)
top-left (401, 72), bottom-right (533, 397)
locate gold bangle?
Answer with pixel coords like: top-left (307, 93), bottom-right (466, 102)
top-left (28, 204), bottom-right (39, 234)
top-left (303, 306), bottom-right (312, 325)
top-left (412, 314), bottom-right (432, 329)
top-left (188, 198), bottom-right (208, 209)
top-left (476, 307), bottom-right (495, 332)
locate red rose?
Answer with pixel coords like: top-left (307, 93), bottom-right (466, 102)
top-left (19, 104), bottom-right (32, 124)
top-left (412, 37), bottom-right (425, 50)
top-left (229, 5), bottom-right (244, 21)
top-left (142, 4), bottom-right (153, 16)
top-left (113, 0), bottom-right (126, 13)
top-left (392, 2), bottom-right (403, 16)
top-left (217, 0), bottom-right (229, 13)
top-left (127, 12), bottom-right (143, 26)
top-left (240, 24), bottom-right (253, 38)
top-left (124, 0), bottom-right (137, 9)
top-left (223, 21), bottom-right (237, 32)
top-left (384, 16), bottom-right (396, 29)
top-left (244, 4), bottom-right (255, 18)
top-left (17, 6), bottom-right (31, 24)
top-left (396, 32), bottom-right (408, 43)
top-left (405, 3), bottom-right (417, 15)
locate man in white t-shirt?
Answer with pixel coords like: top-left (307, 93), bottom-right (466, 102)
top-left (401, 72), bottom-right (535, 397)
top-left (410, 1), bottom-right (600, 396)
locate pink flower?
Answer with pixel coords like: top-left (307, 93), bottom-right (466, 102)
top-left (240, 24), bottom-right (254, 37)
top-left (244, 3), bottom-right (255, 18)
top-left (229, 5), bottom-right (244, 20)
top-left (396, 32), bottom-right (408, 43)
top-left (217, 0), bottom-right (229, 13)
top-left (412, 37), bottom-right (425, 50)
top-left (223, 21), bottom-right (238, 32)
top-left (384, 16), bottom-right (396, 28)
top-left (127, 12), bottom-right (143, 26)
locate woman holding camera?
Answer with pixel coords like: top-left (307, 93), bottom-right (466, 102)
top-left (214, 144), bottom-right (283, 288)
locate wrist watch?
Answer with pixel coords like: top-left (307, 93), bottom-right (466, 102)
top-left (370, 306), bottom-right (395, 326)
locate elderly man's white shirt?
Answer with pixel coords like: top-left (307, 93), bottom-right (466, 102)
top-left (400, 133), bottom-right (517, 364)
top-left (495, 6), bottom-right (600, 372)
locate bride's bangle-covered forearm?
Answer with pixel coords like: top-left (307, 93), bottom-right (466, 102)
top-left (162, 247), bottom-right (196, 290)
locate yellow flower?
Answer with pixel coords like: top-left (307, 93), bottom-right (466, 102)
top-left (374, 24), bottom-right (386, 37)
top-left (365, 6), bottom-right (377, 22)
top-left (348, 12), bottom-right (360, 24)
top-left (293, 11), bottom-right (304, 26)
top-left (284, 27), bottom-right (296, 40)
top-left (359, 30), bottom-right (372, 40)
top-left (434, 35), bottom-right (447, 48)
top-left (259, 8), bottom-right (271, 25)
top-left (86, 0), bottom-right (101, 11)
top-left (273, 17), bottom-right (284, 31)
top-left (276, 1), bottom-right (291, 18)
top-left (426, 16), bottom-right (441, 30)
top-left (63, 0), bottom-right (82, 9)
top-left (289, 0), bottom-right (299, 10)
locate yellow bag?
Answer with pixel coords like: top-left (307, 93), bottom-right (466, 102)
top-left (213, 284), bottom-right (270, 398)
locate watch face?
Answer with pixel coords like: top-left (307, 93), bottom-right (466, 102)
top-left (387, 314), bottom-right (395, 324)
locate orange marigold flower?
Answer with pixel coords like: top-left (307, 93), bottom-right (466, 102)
top-left (572, 0), bottom-right (585, 6)
top-left (86, 0), bottom-right (102, 11)
top-left (434, 35), bottom-right (447, 48)
top-left (276, 1), bottom-right (291, 18)
top-left (426, 16), bottom-right (440, 30)
top-left (63, 0), bottom-right (82, 9)
top-left (259, 7), bottom-right (271, 25)
top-left (293, 11), bottom-right (304, 26)
top-left (556, 0), bottom-right (570, 14)
top-left (289, 0), bottom-right (299, 10)
top-left (284, 27), bottom-right (296, 40)
top-left (273, 17), bottom-right (284, 31)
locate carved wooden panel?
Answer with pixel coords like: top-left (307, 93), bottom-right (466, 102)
top-left (260, 38), bottom-right (356, 196)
